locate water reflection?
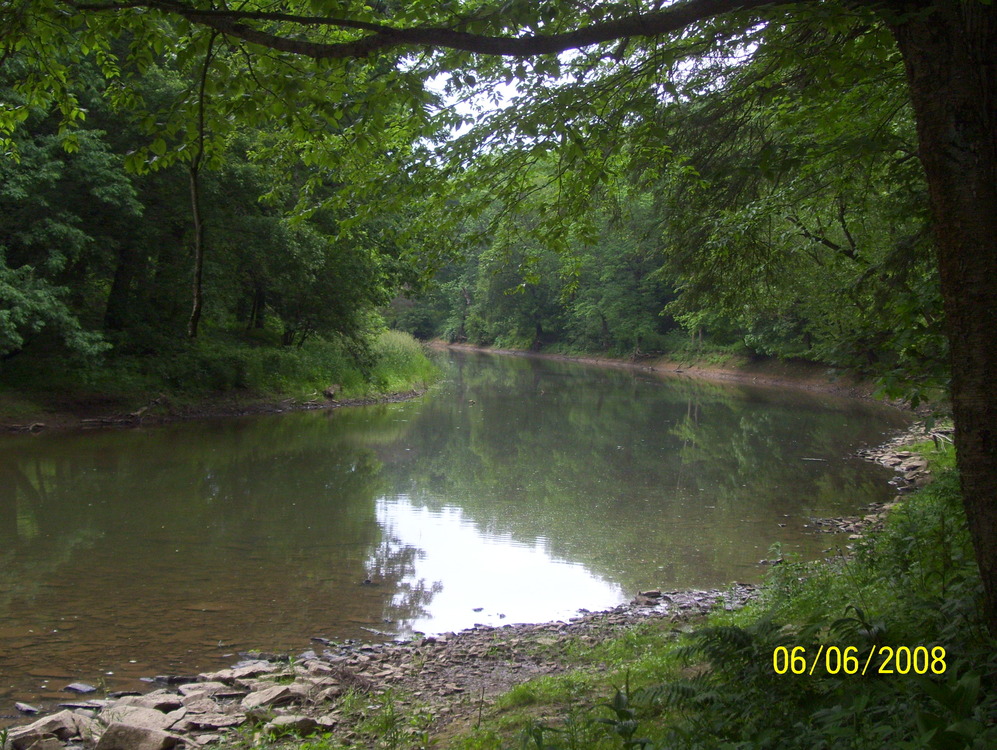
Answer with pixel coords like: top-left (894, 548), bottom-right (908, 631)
top-left (377, 497), bottom-right (623, 634)
top-left (0, 351), bottom-right (909, 710)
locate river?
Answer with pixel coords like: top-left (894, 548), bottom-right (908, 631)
top-left (0, 351), bottom-right (909, 712)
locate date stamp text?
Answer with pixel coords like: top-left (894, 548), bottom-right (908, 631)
top-left (772, 645), bottom-right (946, 676)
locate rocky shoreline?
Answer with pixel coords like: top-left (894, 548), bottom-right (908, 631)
top-left (3, 587), bottom-right (756, 749)
top-left (804, 423), bottom-right (948, 542)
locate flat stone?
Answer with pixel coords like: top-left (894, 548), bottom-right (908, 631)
top-left (8, 730), bottom-right (51, 750)
top-left (14, 703), bottom-right (40, 714)
top-left (116, 691), bottom-right (183, 712)
top-left (240, 685), bottom-right (295, 711)
top-left (303, 661), bottom-right (334, 676)
top-left (22, 738), bottom-right (63, 750)
top-left (178, 681), bottom-right (228, 697)
top-left (315, 714), bottom-right (338, 729)
top-left (315, 686), bottom-right (345, 703)
top-left (181, 696), bottom-right (221, 713)
top-left (153, 675), bottom-right (199, 686)
top-left (100, 705), bottom-right (175, 732)
top-left (230, 662), bottom-right (279, 680)
top-left (189, 733), bottom-right (224, 746)
top-left (73, 714), bottom-right (103, 743)
top-left (65, 683), bottom-right (98, 694)
top-left (184, 713), bottom-right (246, 730)
top-left (197, 670), bottom-right (231, 683)
top-left (94, 723), bottom-right (179, 750)
top-left (58, 700), bottom-right (109, 711)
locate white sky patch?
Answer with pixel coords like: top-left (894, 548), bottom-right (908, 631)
top-left (376, 495), bottom-right (625, 634)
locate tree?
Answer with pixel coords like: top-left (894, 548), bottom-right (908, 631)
top-left (2, 1), bottom-right (995, 632)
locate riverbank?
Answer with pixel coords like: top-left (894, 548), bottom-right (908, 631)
top-left (0, 387), bottom-right (429, 435)
top-left (0, 331), bottom-right (438, 435)
top-left (431, 342), bottom-right (904, 403)
top-left (2, 587), bottom-right (756, 748)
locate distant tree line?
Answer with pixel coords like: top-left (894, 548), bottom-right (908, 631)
top-left (390, 19), bottom-right (945, 403)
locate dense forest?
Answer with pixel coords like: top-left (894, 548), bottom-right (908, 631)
top-left (1, 37), bottom-right (439, 401)
top-left (1, 7), bottom-right (948, 405)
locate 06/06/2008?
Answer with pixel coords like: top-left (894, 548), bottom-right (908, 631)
top-left (772, 645), bottom-right (946, 676)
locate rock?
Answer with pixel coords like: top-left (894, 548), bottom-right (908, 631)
top-left (315, 686), bottom-right (345, 703)
top-left (93, 723), bottom-right (179, 750)
top-left (303, 660), bottom-right (334, 676)
top-left (65, 683), bottom-right (98, 694)
top-left (21, 738), bottom-right (63, 750)
top-left (153, 675), bottom-right (199, 686)
top-left (115, 691), bottom-right (183, 712)
top-left (263, 715), bottom-right (321, 736)
top-left (240, 685), bottom-right (296, 711)
top-left (197, 669), bottom-right (234, 684)
top-left (180, 696), bottom-right (221, 714)
top-left (7, 729), bottom-right (52, 750)
top-left (188, 734), bottom-right (224, 746)
top-left (178, 681), bottom-right (229, 698)
top-left (315, 714), bottom-right (339, 730)
top-left (14, 703), bottom-right (40, 714)
top-left (230, 661), bottom-right (279, 681)
top-left (183, 713), bottom-right (246, 730)
top-left (15, 710), bottom-right (80, 741)
top-left (73, 714), bottom-right (103, 743)
top-left (99, 705), bottom-right (177, 732)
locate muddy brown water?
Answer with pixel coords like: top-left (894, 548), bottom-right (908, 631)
top-left (0, 351), bottom-right (909, 716)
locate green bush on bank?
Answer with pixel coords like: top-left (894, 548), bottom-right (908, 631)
top-left (0, 330), bottom-right (437, 415)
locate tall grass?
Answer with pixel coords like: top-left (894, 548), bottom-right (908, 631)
top-left (0, 330), bottom-right (437, 414)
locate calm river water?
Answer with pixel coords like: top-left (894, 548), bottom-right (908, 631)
top-left (0, 351), bottom-right (909, 711)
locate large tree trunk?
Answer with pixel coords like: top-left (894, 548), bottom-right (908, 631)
top-left (887, 1), bottom-right (997, 633)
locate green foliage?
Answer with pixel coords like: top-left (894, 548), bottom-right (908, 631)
top-left (0, 29), bottom-right (439, 395)
top-left (634, 467), bottom-right (994, 749)
top-left (0, 329), bottom-right (434, 419)
top-left (0, 251), bottom-right (109, 361)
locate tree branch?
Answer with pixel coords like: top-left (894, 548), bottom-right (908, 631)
top-left (63, 0), bottom-right (805, 59)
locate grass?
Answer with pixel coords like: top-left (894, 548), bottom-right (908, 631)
top-left (0, 329), bottom-right (438, 424)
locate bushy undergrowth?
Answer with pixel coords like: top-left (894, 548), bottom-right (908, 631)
top-left (0, 329), bottom-right (436, 409)
top-left (635, 466), bottom-right (994, 750)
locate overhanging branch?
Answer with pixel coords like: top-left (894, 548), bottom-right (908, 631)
top-left (64, 0), bottom-right (807, 59)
